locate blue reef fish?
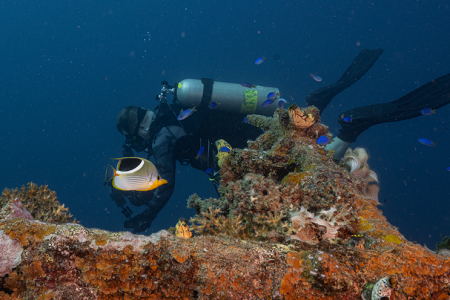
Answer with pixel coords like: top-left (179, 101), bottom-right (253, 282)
top-left (267, 92), bottom-right (280, 99)
top-left (255, 56), bottom-right (266, 65)
top-left (310, 73), bottom-right (323, 82)
top-left (196, 146), bottom-right (205, 160)
top-left (277, 98), bottom-right (287, 109)
top-left (446, 167), bottom-right (450, 172)
top-left (240, 82), bottom-right (256, 88)
top-left (210, 102), bottom-right (220, 109)
top-left (420, 108), bottom-right (436, 115)
top-left (219, 146), bottom-right (231, 153)
top-left (418, 138), bottom-right (436, 146)
top-left (316, 135), bottom-right (331, 145)
top-left (262, 99), bottom-right (275, 107)
top-left (177, 106), bottom-right (197, 120)
top-left (343, 117), bottom-right (352, 122)
top-left (243, 117), bottom-right (248, 123)
top-left (205, 168), bottom-right (214, 175)
top-left (105, 157), bottom-right (168, 191)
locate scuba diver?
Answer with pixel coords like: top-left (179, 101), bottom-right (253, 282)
top-left (110, 79), bottom-right (267, 233)
top-left (110, 49), bottom-right (450, 234)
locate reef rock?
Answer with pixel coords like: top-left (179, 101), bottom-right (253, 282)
top-left (1, 107), bottom-right (450, 299)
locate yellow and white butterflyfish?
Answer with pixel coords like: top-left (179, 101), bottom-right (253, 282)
top-left (105, 157), bottom-right (168, 191)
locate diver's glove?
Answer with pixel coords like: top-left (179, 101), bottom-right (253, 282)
top-left (124, 214), bottom-right (152, 234)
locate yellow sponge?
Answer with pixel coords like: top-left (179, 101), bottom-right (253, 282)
top-left (215, 139), bottom-right (232, 168)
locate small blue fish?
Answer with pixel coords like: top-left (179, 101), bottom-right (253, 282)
top-left (446, 167), bottom-right (450, 172)
top-left (177, 107), bottom-right (197, 120)
top-left (243, 117), bottom-right (248, 123)
top-left (219, 146), bottom-right (231, 153)
top-left (255, 56), bottom-right (266, 65)
top-left (343, 117), bottom-right (352, 122)
top-left (418, 138), bottom-right (436, 146)
top-left (205, 168), bottom-right (214, 175)
top-left (262, 99), bottom-right (274, 107)
top-left (240, 82), bottom-right (256, 88)
top-left (210, 102), bottom-right (220, 109)
top-left (267, 92), bottom-right (280, 99)
top-left (310, 73), bottom-right (323, 82)
top-left (277, 98), bottom-right (287, 109)
top-left (420, 108), bottom-right (436, 115)
top-left (316, 135), bottom-right (330, 145)
top-left (196, 146), bottom-right (205, 160)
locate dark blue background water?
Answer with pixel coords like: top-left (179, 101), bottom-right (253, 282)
top-left (1, 1), bottom-right (449, 248)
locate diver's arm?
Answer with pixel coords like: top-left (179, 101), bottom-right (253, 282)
top-left (325, 137), bottom-right (351, 161)
top-left (147, 126), bottom-right (187, 219)
top-left (123, 126), bottom-right (186, 233)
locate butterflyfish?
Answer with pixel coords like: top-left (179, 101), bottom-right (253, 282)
top-left (105, 157), bottom-right (168, 191)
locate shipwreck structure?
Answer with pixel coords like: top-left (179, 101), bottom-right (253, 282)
top-left (1, 106), bottom-right (449, 299)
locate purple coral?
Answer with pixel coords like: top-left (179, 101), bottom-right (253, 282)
top-left (0, 232), bottom-right (24, 276)
top-left (2, 198), bottom-right (34, 220)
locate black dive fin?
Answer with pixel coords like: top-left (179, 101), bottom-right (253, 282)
top-left (306, 48), bottom-right (384, 114)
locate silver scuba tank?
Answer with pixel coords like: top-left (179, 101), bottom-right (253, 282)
top-left (175, 79), bottom-right (280, 116)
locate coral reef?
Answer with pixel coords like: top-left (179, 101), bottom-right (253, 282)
top-left (0, 182), bottom-right (75, 224)
top-left (1, 107), bottom-right (450, 299)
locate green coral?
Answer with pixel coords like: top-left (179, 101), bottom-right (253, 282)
top-left (190, 206), bottom-right (291, 242)
top-left (435, 234), bottom-right (450, 252)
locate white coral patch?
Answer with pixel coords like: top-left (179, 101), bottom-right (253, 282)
top-left (344, 154), bottom-right (361, 173)
top-left (365, 183), bottom-right (380, 204)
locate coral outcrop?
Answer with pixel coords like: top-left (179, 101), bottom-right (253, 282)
top-left (1, 106), bottom-right (450, 299)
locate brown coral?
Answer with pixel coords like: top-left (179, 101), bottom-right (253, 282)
top-left (288, 103), bottom-right (315, 129)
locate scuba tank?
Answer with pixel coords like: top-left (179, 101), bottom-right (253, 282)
top-left (174, 78), bottom-right (280, 116)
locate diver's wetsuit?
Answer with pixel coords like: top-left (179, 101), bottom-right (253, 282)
top-left (306, 48), bottom-right (450, 143)
top-left (113, 104), bottom-right (263, 233)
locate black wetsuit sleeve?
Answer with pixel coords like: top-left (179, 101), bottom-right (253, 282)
top-left (144, 126), bottom-right (182, 221)
top-left (306, 49), bottom-right (384, 114)
top-left (337, 73), bottom-right (450, 143)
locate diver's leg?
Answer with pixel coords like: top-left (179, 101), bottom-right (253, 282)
top-left (306, 49), bottom-right (384, 114)
top-left (334, 73), bottom-right (450, 156)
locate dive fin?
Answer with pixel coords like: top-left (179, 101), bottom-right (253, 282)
top-left (306, 48), bottom-right (384, 114)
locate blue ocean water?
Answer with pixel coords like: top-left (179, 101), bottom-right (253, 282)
top-left (1, 1), bottom-right (449, 248)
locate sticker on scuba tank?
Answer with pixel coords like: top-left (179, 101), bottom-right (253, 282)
top-left (178, 82), bottom-right (182, 88)
top-left (240, 90), bottom-right (258, 114)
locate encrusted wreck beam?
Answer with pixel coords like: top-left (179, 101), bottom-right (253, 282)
top-left (0, 211), bottom-right (449, 299)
